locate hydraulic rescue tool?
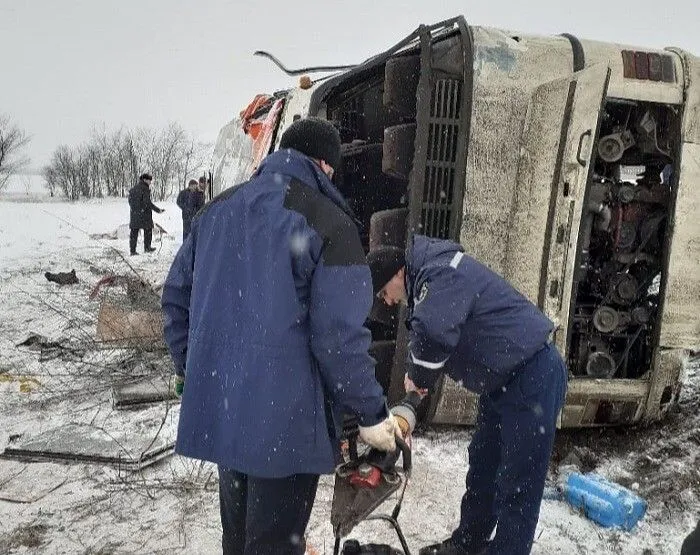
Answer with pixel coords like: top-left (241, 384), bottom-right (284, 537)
top-left (331, 391), bottom-right (423, 555)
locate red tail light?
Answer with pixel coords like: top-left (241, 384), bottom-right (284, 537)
top-left (621, 50), bottom-right (676, 83)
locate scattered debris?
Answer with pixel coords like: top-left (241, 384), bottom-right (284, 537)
top-left (88, 271), bottom-right (164, 345)
top-left (0, 373), bottom-right (41, 393)
top-left (89, 222), bottom-right (168, 241)
top-left (88, 231), bottom-right (118, 240)
top-left (0, 523), bottom-right (50, 552)
top-left (44, 269), bottom-right (79, 285)
top-left (89, 274), bottom-right (159, 306)
top-left (153, 222), bottom-right (169, 236)
top-left (16, 333), bottom-right (57, 349)
top-left (0, 423), bottom-right (174, 471)
top-left (15, 333), bottom-right (81, 362)
top-left (0, 461), bottom-right (69, 503)
top-left (96, 300), bottom-right (164, 345)
top-left (88, 264), bottom-right (108, 275)
top-left (112, 377), bottom-right (177, 409)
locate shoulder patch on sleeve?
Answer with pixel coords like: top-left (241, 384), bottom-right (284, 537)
top-left (284, 179), bottom-right (365, 266)
top-left (415, 282), bottom-right (429, 305)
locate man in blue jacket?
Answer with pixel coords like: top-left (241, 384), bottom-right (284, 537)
top-left (162, 118), bottom-right (400, 555)
top-left (368, 236), bottom-right (568, 555)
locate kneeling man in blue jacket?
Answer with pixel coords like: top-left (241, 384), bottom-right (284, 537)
top-left (368, 236), bottom-right (568, 555)
top-left (162, 118), bottom-right (400, 555)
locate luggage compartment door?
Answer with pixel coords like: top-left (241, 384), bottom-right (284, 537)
top-left (537, 63), bottom-right (611, 354)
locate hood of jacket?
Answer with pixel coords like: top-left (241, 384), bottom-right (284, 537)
top-left (255, 148), bottom-right (358, 223)
top-left (405, 234), bottom-right (464, 302)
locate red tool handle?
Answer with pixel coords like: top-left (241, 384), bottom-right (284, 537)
top-left (349, 466), bottom-right (382, 488)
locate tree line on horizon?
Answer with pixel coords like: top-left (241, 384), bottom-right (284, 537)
top-left (0, 114), bottom-right (212, 201)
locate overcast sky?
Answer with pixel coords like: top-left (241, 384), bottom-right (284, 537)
top-left (1, 0), bottom-right (697, 171)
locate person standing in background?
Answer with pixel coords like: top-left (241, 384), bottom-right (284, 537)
top-left (199, 175), bottom-right (210, 201)
top-left (176, 179), bottom-right (205, 241)
top-left (128, 173), bottom-right (164, 255)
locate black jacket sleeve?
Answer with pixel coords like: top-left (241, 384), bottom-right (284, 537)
top-left (176, 190), bottom-right (186, 209)
top-left (146, 187), bottom-right (162, 213)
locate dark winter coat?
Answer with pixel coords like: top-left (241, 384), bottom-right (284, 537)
top-left (128, 179), bottom-right (162, 229)
top-left (405, 235), bottom-right (555, 394)
top-left (176, 188), bottom-right (205, 223)
top-left (161, 148), bottom-right (388, 478)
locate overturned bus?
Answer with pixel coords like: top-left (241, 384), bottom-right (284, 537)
top-left (211, 16), bottom-right (700, 428)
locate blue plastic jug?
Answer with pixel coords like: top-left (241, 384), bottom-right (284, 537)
top-left (564, 472), bottom-right (647, 530)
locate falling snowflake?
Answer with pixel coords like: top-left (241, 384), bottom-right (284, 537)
top-left (290, 232), bottom-right (310, 255)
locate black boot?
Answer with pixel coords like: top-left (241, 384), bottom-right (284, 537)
top-left (129, 228), bottom-right (139, 255)
top-left (130, 251), bottom-right (139, 256)
top-left (143, 228), bottom-right (154, 252)
top-left (419, 539), bottom-right (487, 555)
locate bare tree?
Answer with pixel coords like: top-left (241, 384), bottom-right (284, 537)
top-left (0, 114), bottom-right (31, 192)
top-left (44, 170), bottom-right (58, 197)
top-left (177, 139), bottom-right (212, 192)
top-left (138, 123), bottom-right (187, 201)
top-left (21, 173), bottom-right (32, 196)
top-left (45, 145), bottom-right (82, 201)
top-left (178, 138), bottom-right (198, 192)
top-left (92, 124), bottom-right (135, 198)
top-left (43, 122), bottom-right (205, 201)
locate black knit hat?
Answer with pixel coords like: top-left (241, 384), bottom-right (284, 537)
top-left (140, 173), bottom-right (153, 182)
top-left (279, 117), bottom-right (342, 170)
top-left (367, 246), bottom-right (406, 294)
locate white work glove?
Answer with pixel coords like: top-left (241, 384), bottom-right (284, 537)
top-left (358, 412), bottom-right (402, 452)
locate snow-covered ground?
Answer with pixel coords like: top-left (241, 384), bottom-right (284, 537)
top-left (0, 197), bottom-right (697, 554)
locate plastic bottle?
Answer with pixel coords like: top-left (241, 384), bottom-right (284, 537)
top-left (563, 472), bottom-right (647, 530)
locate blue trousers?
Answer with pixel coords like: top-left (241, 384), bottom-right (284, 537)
top-left (218, 467), bottom-right (319, 555)
top-left (452, 344), bottom-right (568, 555)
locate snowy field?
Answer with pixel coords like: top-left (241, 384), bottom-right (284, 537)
top-left (0, 196), bottom-right (698, 554)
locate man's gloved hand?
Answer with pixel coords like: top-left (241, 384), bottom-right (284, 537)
top-left (358, 412), bottom-right (402, 452)
top-left (174, 375), bottom-right (184, 398)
